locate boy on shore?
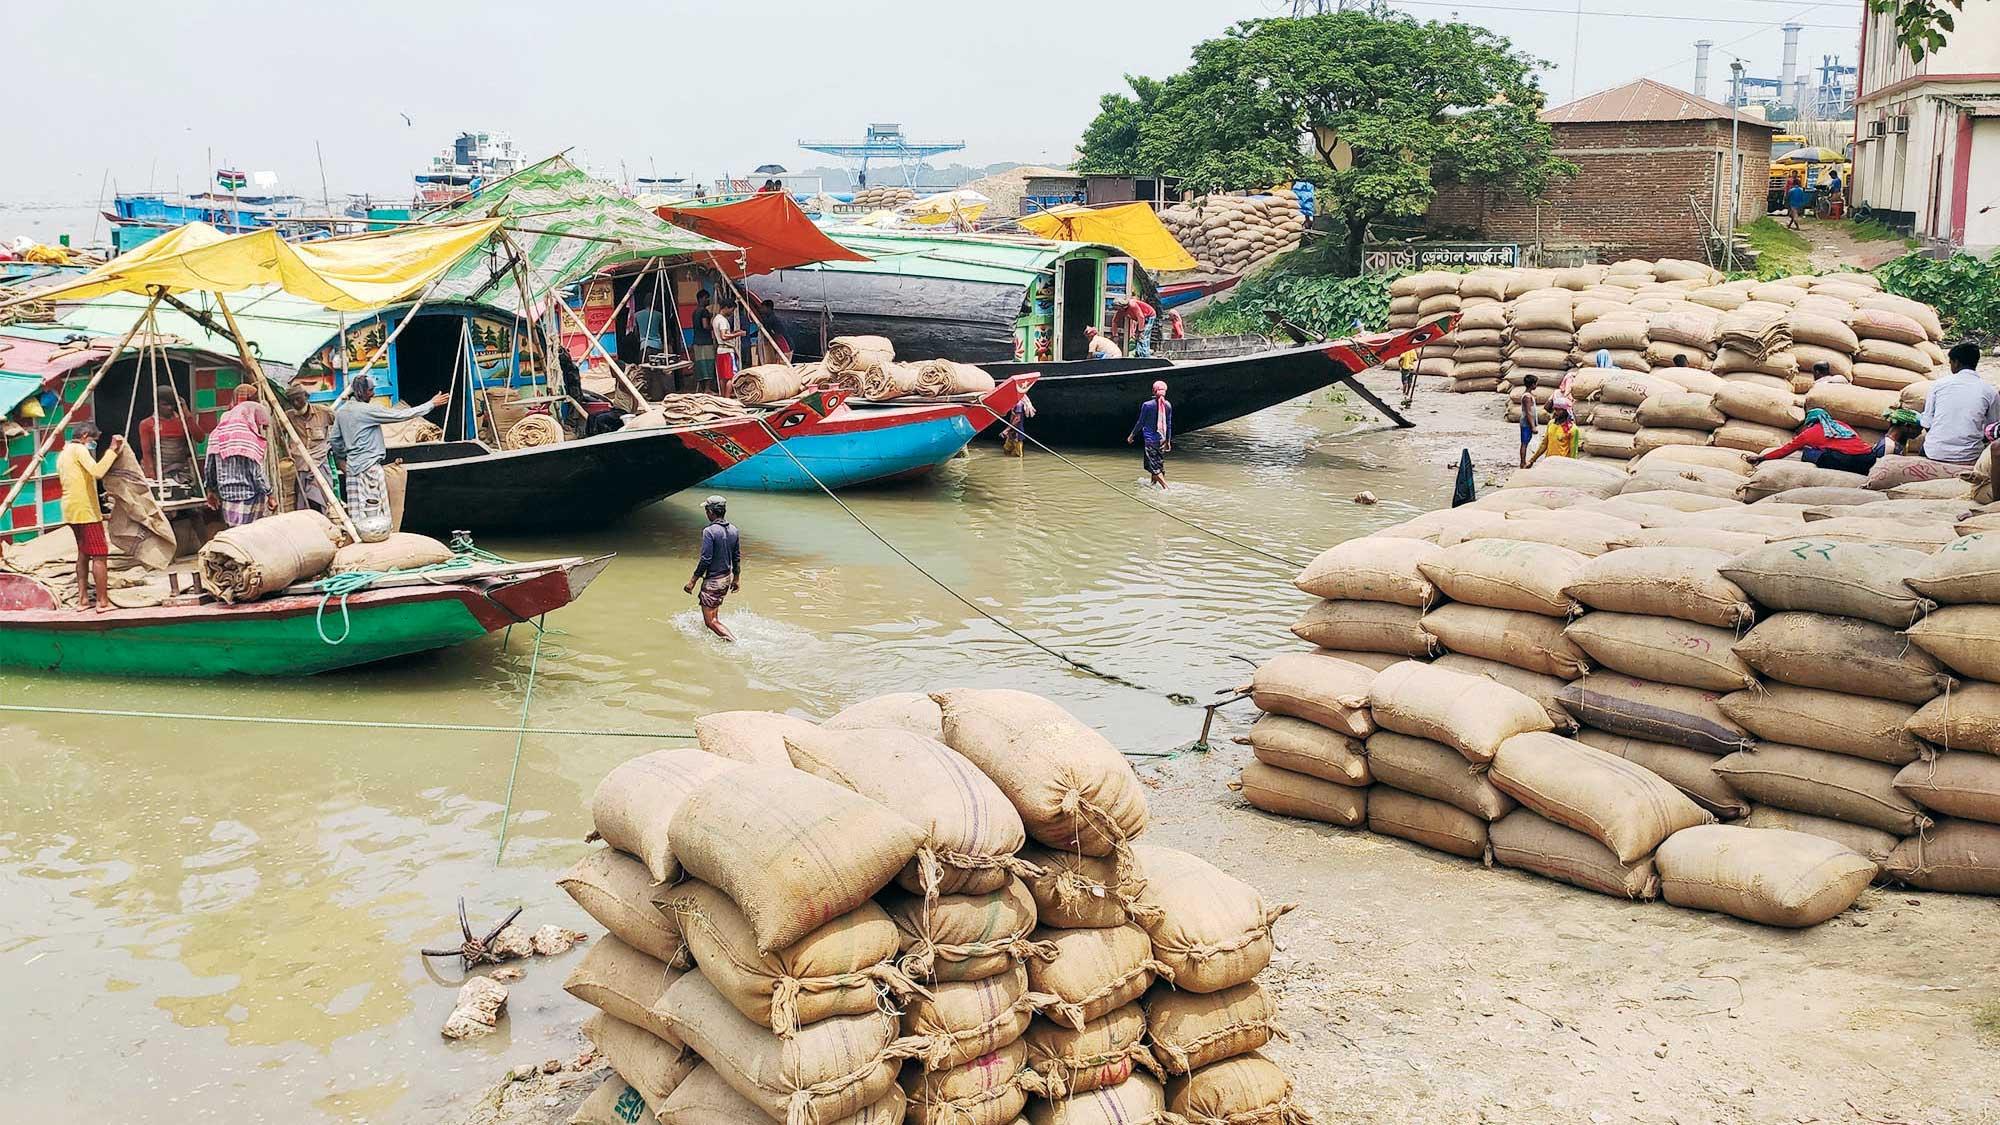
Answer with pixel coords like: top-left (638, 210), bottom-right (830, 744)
top-left (1517, 373), bottom-right (1540, 468)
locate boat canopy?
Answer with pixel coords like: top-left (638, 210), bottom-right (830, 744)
top-left (0, 323), bottom-right (239, 415)
top-left (657, 193), bottom-right (869, 277)
top-left (59, 287), bottom-right (344, 371)
top-left (800, 229), bottom-right (1112, 286)
top-left (1018, 203), bottom-right (1199, 273)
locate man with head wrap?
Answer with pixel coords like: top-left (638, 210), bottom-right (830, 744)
top-left (1127, 379), bottom-right (1173, 489)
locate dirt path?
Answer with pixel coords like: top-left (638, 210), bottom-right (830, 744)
top-left (1801, 218), bottom-right (1908, 273)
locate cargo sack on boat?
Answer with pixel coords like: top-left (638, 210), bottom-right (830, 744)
top-left (591, 749), bottom-right (745, 884)
top-left (558, 847), bottom-right (686, 965)
top-left (1245, 714), bottom-right (1369, 786)
top-left (821, 691), bottom-right (943, 736)
top-left (1362, 730), bottom-right (1518, 820)
top-left (1025, 1002), bottom-right (1156, 1097)
top-left (1714, 744), bottom-right (1928, 834)
top-left (1430, 652), bottom-right (1579, 732)
top-left (1239, 762), bottom-right (1368, 826)
top-left (733, 364), bottom-right (807, 406)
top-left (860, 362), bottom-right (925, 400)
top-left (1562, 613), bottom-right (1757, 693)
top-left (656, 969), bottom-right (916, 1125)
top-left (1734, 613), bottom-right (1951, 704)
top-left (328, 532), bottom-right (453, 574)
top-left (784, 726), bottom-right (1028, 897)
top-left (1720, 540), bottom-right (1933, 627)
top-left (1556, 674), bottom-right (1749, 754)
top-left (1028, 923), bottom-right (1168, 1031)
top-left (693, 710), bottom-right (819, 769)
top-left (901, 964), bottom-right (1043, 1071)
top-left (1576, 729), bottom-right (1748, 819)
top-left (1144, 981), bottom-right (1277, 1076)
top-left (1166, 1052), bottom-right (1304, 1125)
top-left (196, 509), bottom-right (338, 603)
top-left (1246, 652), bottom-right (1378, 738)
top-left (1419, 603), bottom-right (1590, 679)
top-left (583, 1011), bottom-right (699, 1112)
top-left (1908, 534), bottom-right (2000, 605)
top-left (914, 359), bottom-right (997, 397)
top-left (880, 879), bottom-right (1050, 983)
top-left (1893, 754), bottom-right (2000, 824)
top-left (932, 688), bottom-right (1149, 858)
top-left (1561, 547), bottom-right (1753, 628)
top-left (1656, 824), bottom-right (1876, 926)
top-left (564, 935), bottom-right (685, 1043)
top-left (1718, 685), bottom-right (1926, 764)
top-left (1288, 599), bottom-right (1436, 657)
top-left (1367, 660), bottom-right (1553, 763)
top-left (1367, 786), bottom-right (1490, 858)
top-left (1292, 538), bottom-right (1441, 606)
top-left (1487, 809), bottom-right (1660, 899)
top-left (1027, 1074), bottom-right (1171, 1125)
top-left (658, 881), bottom-right (911, 1034)
top-left (903, 1039), bottom-right (1036, 1125)
top-left (825, 335), bottom-right (896, 375)
top-left (1129, 845), bottom-right (1291, 994)
top-left (1884, 819), bottom-right (2000, 894)
top-left (1741, 806), bottom-right (1898, 867)
top-left (1490, 731), bottom-right (1713, 862)
top-left (1416, 538), bottom-right (1586, 617)
top-left (671, 765), bottom-right (925, 954)
top-left (1908, 683), bottom-right (2000, 756)
top-left (1019, 846), bottom-right (1131, 929)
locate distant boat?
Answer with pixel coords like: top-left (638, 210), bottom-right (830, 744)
top-left (411, 131), bottom-right (529, 208)
top-left (105, 191), bottom-right (312, 253)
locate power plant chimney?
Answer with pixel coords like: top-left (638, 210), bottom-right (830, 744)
top-left (1781, 22), bottom-right (1803, 110)
top-left (1693, 40), bottom-right (1713, 99)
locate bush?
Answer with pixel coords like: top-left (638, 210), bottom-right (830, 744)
top-left (1876, 251), bottom-right (2000, 343)
top-left (1190, 260), bottom-right (1397, 338)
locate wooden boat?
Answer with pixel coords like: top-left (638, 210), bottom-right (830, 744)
top-left (1156, 275), bottom-right (1242, 310)
top-left (0, 554), bottom-right (612, 677)
top-left (706, 376), bottom-right (1037, 491)
top-left (391, 391), bottom-right (846, 534)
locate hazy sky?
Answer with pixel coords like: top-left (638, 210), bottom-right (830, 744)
top-left (8, 0), bottom-right (1862, 202)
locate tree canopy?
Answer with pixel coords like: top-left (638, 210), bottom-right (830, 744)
top-left (1870, 0), bottom-right (1970, 60)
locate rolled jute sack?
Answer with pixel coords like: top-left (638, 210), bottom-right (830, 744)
top-left (1720, 540), bottom-right (1934, 627)
top-left (1027, 1073), bottom-right (1172, 1125)
top-left (1292, 537), bottom-right (1441, 605)
top-left (1028, 923), bottom-right (1169, 1031)
top-left (1555, 674), bottom-right (1750, 756)
top-left (825, 335), bottom-right (895, 374)
top-left (584, 1012), bottom-right (699, 1113)
top-left (197, 509), bottom-right (339, 602)
top-left (1024, 1003), bottom-right (1157, 1097)
top-left (1417, 538), bottom-right (1588, 617)
top-left (1239, 762), bottom-right (1367, 827)
top-left (660, 881), bottom-right (914, 1034)
top-left (1734, 612), bottom-right (1952, 704)
top-left (591, 749), bottom-right (744, 884)
top-left (1290, 598), bottom-right (1438, 657)
top-left (1019, 846), bottom-right (1132, 929)
top-left (1166, 1052), bottom-right (1307, 1125)
top-left (734, 363), bottom-right (807, 405)
top-left (1488, 809), bottom-right (1660, 899)
top-left (1419, 603), bottom-right (1590, 679)
top-left (1884, 819), bottom-right (2000, 894)
top-left (1367, 786), bottom-right (1490, 859)
top-left (1907, 682), bottom-right (2000, 756)
top-left (901, 964), bottom-right (1044, 1072)
top-left (1719, 684), bottom-right (1926, 766)
top-left (785, 727), bottom-right (1028, 897)
top-left (860, 362), bottom-right (925, 400)
top-left (565, 935), bottom-right (687, 1044)
top-left (558, 847), bottom-right (685, 964)
top-left (1893, 753), bottom-right (2000, 824)
top-left (821, 691), bottom-right (942, 737)
top-left (1247, 651), bottom-right (1379, 738)
top-left (1144, 981), bottom-right (1277, 1077)
top-left (934, 689), bottom-right (1150, 858)
top-left (1130, 845), bottom-right (1293, 994)
top-left (1715, 744), bottom-right (1929, 834)
top-left (658, 1062), bottom-right (905, 1125)
top-left (1908, 533), bottom-right (2000, 605)
top-left (1490, 731), bottom-right (1714, 862)
top-left (657, 970), bottom-right (917, 1125)
top-left (1366, 660), bottom-right (1552, 764)
top-left (1363, 729), bottom-right (1518, 820)
top-left (1743, 806), bottom-right (1898, 868)
top-left (1905, 605), bottom-right (2000, 682)
top-left (1246, 714), bottom-right (1368, 787)
top-left (914, 359), bottom-right (997, 397)
top-left (1430, 652), bottom-right (1576, 732)
top-left (1562, 547), bottom-right (1752, 628)
top-left (1576, 729), bottom-right (1748, 820)
top-left (1562, 613), bottom-right (1757, 693)
top-left (1654, 824), bottom-right (1876, 927)
top-left (904, 1039), bottom-right (1039, 1125)
top-left (881, 879), bottom-right (1052, 984)
top-left (694, 710), bottom-right (819, 769)
top-left (671, 765), bottom-right (925, 954)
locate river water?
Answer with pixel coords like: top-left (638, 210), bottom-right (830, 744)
top-left (0, 384), bottom-right (1492, 1122)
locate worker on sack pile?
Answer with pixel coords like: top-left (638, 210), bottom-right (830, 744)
top-left (1749, 408), bottom-right (1882, 474)
top-left (1085, 325), bottom-right (1122, 360)
top-left (331, 374), bottom-right (448, 542)
top-left (1880, 408), bottom-right (1926, 457)
top-left (1919, 341), bottom-right (2000, 465)
top-left (684, 495), bottom-right (741, 642)
top-left (203, 385), bottom-right (276, 527)
top-left (1523, 393), bottom-right (1580, 466)
top-left (280, 384), bottom-right (335, 513)
top-left (56, 420), bottom-right (124, 612)
top-left (1128, 379), bottom-right (1172, 489)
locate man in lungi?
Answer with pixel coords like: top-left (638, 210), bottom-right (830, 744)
top-left (1126, 379), bottom-right (1173, 489)
top-left (330, 375), bottom-right (448, 542)
top-left (56, 420), bottom-right (124, 611)
top-left (683, 494), bottom-right (741, 641)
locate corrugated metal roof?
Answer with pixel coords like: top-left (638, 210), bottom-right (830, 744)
top-left (1544, 78), bottom-right (1774, 128)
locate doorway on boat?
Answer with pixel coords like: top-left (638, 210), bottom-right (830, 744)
top-left (1058, 258), bottom-right (1098, 361)
top-left (91, 353), bottom-right (194, 468)
top-left (393, 313), bottom-right (475, 442)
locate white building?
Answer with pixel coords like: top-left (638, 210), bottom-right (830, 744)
top-left (1853, 3), bottom-right (2000, 252)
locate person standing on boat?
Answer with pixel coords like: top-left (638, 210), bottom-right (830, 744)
top-left (1085, 325), bottom-right (1123, 360)
top-left (137, 382), bottom-right (212, 495)
top-left (712, 297), bottom-right (747, 396)
top-left (203, 385), bottom-right (277, 527)
top-left (1127, 379), bottom-right (1172, 489)
top-left (279, 384), bottom-right (335, 513)
top-left (56, 420), bottom-right (124, 612)
top-left (683, 495), bottom-right (741, 642)
top-left (330, 374), bottom-right (448, 542)
top-left (1113, 296), bottom-right (1156, 357)
top-left (691, 289), bottom-right (718, 392)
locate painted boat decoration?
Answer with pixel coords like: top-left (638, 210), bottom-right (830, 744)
top-left (707, 376), bottom-right (1037, 492)
top-left (0, 554), bottom-right (612, 677)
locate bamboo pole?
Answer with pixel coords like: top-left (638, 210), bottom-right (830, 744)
top-left (554, 297), bottom-right (650, 408)
top-left (716, 270), bottom-right (792, 368)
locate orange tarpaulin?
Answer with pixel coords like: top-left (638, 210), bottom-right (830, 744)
top-left (657, 194), bottom-right (869, 277)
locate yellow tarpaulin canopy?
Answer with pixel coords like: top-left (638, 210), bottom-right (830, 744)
top-left (1018, 203), bottom-right (1199, 272)
top-left (11, 219), bottom-right (506, 312)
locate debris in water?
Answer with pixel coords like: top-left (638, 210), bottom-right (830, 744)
top-left (442, 977), bottom-right (509, 1040)
top-left (1354, 490), bottom-right (1378, 505)
top-left (420, 897), bottom-right (524, 970)
top-left (530, 924), bottom-right (588, 956)
top-left (491, 966), bottom-right (525, 983)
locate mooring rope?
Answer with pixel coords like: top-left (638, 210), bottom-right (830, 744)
top-left (493, 615), bottom-right (546, 864)
top-left (0, 703), bottom-right (694, 739)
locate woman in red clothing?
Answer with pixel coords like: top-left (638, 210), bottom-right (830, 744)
top-left (1750, 408), bottom-right (1881, 474)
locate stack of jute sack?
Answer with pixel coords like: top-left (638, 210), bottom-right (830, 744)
top-left (852, 186), bottom-right (917, 209)
top-left (1157, 192), bottom-right (1306, 275)
top-left (1387, 272), bottom-right (1463, 384)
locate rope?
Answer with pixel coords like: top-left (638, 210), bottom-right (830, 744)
top-left (494, 615), bottom-right (547, 864)
top-left (0, 702), bottom-right (693, 738)
top-left (310, 537), bottom-right (523, 645)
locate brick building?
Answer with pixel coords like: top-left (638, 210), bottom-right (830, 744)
top-left (1426, 78), bottom-right (1778, 262)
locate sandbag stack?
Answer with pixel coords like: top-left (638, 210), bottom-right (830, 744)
top-left (1499, 291), bottom-right (1575, 408)
top-left (852, 186), bottom-right (917, 209)
top-left (1450, 270), bottom-right (1510, 394)
top-left (1405, 271), bottom-right (1462, 385)
top-left (1157, 193), bottom-right (1306, 275)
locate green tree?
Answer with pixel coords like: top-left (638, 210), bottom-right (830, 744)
top-left (1870, 0), bottom-right (1970, 60)
top-left (1077, 13), bottom-right (1575, 275)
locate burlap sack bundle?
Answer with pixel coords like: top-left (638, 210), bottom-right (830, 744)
top-left (1742, 806), bottom-right (1897, 868)
top-left (660, 1063), bottom-right (905, 1124)
top-left (1366, 660), bottom-right (1552, 763)
top-left (1490, 732), bottom-right (1713, 862)
top-left (1907, 605), bottom-right (2000, 682)
top-left (1907, 682), bottom-right (2000, 755)
top-left (660, 881), bottom-right (915, 1034)
top-left (1417, 538), bottom-right (1587, 617)
top-left (1716, 308), bottom-right (1791, 360)
top-left (591, 749), bottom-right (744, 883)
top-left (1885, 820), bottom-right (2000, 893)
top-left (734, 363), bottom-right (807, 405)
top-left (1850, 307), bottom-right (1928, 345)
top-left (901, 964), bottom-right (1046, 1071)
top-left (1775, 516), bottom-right (1959, 552)
top-left (1555, 674), bottom-right (1750, 754)
top-left (1239, 761), bottom-right (1368, 826)
top-left (1019, 846), bottom-right (1132, 929)
top-left (1292, 537), bottom-right (1440, 605)
top-left (1735, 613), bottom-right (1952, 703)
top-left (1576, 729), bottom-right (1747, 820)
top-left (1635, 392), bottom-right (1725, 431)
top-left (1487, 809), bottom-right (1659, 898)
top-left (860, 361), bottom-right (926, 400)
top-left (1908, 533), bottom-right (2000, 604)
top-left (584, 1011), bottom-right (699, 1112)
top-left (1166, 1053), bottom-right (1307, 1125)
top-left (1246, 714), bottom-right (1369, 786)
top-left (825, 335), bottom-right (896, 375)
top-left (1655, 824), bottom-right (1875, 926)
top-left (1362, 729), bottom-right (1518, 819)
top-left (1562, 547), bottom-right (1751, 627)
top-left (1719, 684), bottom-right (1925, 765)
top-left (1715, 744), bottom-right (1928, 834)
top-left (1129, 845), bottom-right (1292, 994)
top-left (1027, 1074), bottom-right (1172, 1125)
top-left (905, 1038), bottom-right (1040, 1125)
top-left (565, 935), bottom-right (687, 1043)
top-left (1367, 787), bottom-right (1490, 858)
top-left (934, 689), bottom-right (1150, 859)
top-left (1246, 651), bottom-right (1380, 738)
top-left (558, 847), bottom-right (686, 964)
top-left (671, 765), bottom-right (925, 954)
top-left (1427, 652), bottom-right (1575, 731)
top-left (1720, 540), bottom-right (1933, 627)
top-left (1028, 923), bottom-right (1170, 1031)
top-left (1024, 1003), bottom-right (1158, 1097)
top-left (881, 879), bottom-right (1054, 983)
top-left (1893, 753), bottom-right (2000, 824)
top-left (1419, 603), bottom-right (1590, 679)
top-left (197, 509), bottom-right (339, 602)
top-left (914, 359), bottom-right (997, 397)
top-left (1562, 613), bottom-right (1757, 692)
top-left (694, 710), bottom-right (819, 768)
top-left (822, 691), bottom-right (943, 736)
top-left (1144, 981), bottom-right (1278, 1076)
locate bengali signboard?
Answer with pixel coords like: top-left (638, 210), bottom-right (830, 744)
top-left (1362, 242), bottom-right (1520, 273)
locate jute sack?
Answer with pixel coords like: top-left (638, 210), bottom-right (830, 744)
top-left (1636, 392), bottom-right (1725, 431)
top-left (1647, 344), bottom-right (1716, 372)
top-left (1908, 533), bottom-right (2000, 604)
top-left (1467, 485), bottom-right (1602, 512)
top-left (1631, 427), bottom-right (1711, 455)
top-left (659, 881), bottom-right (909, 1034)
top-left (825, 335), bottom-right (896, 374)
top-left (1247, 651), bottom-right (1379, 738)
top-left (327, 531), bottom-right (452, 574)
top-left (1738, 460), bottom-right (1870, 501)
top-left (1165, 1052), bottom-right (1304, 1125)
top-left (1419, 603), bottom-right (1590, 679)
top-left (1246, 714), bottom-right (1369, 786)
top-left (1430, 652), bottom-right (1577, 731)
top-left (1714, 745), bottom-right (1928, 834)
top-left (1562, 613), bottom-right (1757, 692)
top-left (1144, 982), bottom-right (1276, 1076)
top-left (1630, 444), bottom-right (1753, 476)
top-left (694, 710), bottom-right (820, 769)
top-left (1362, 730), bottom-right (1517, 820)
top-left (565, 935), bottom-right (686, 1043)
top-left (1714, 382), bottom-right (1803, 430)
top-left (558, 847), bottom-right (685, 964)
top-left (1821, 498), bottom-right (1975, 523)
top-left (671, 765), bottom-right (924, 954)
top-left (1024, 1004), bottom-right (1155, 1097)
top-left (1027, 1074), bottom-right (1170, 1125)
top-left (1787, 312), bottom-right (1859, 352)
top-left (1562, 547), bottom-right (1751, 627)
top-left (1772, 486), bottom-right (1885, 508)
top-left (1509, 328), bottom-right (1574, 350)
top-left (1714, 420), bottom-right (1798, 453)
top-left (572, 1073), bottom-right (660, 1125)
top-left (591, 749), bottom-right (744, 883)
top-left (1506, 346), bottom-right (1576, 371)
top-left (1239, 762), bottom-right (1367, 827)
top-left (1502, 457), bottom-right (1628, 494)
top-left (1774, 516), bottom-right (1959, 552)
top-left (197, 510), bottom-right (339, 602)
top-left (1851, 361), bottom-right (1927, 391)
top-left (1654, 824), bottom-right (1875, 927)
top-left (1292, 538), bottom-right (1440, 605)
top-left (584, 1012), bottom-right (699, 1112)
top-left (1130, 845), bottom-right (1293, 994)
top-left (1867, 455), bottom-right (1963, 491)
top-left (881, 879), bottom-right (1050, 984)
top-left (1417, 539), bottom-right (1587, 617)
top-left (1290, 598), bottom-right (1438, 657)
top-left (1620, 471), bottom-right (1742, 503)
top-left (1490, 732), bottom-right (1714, 862)
top-left (1672, 507), bottom-right (1808, 537)
top-left (1612, 527), bottom-right (1772, 554)
top-left (1583, 430), bottom-right (1637, 460)
top-left (1894, 754), bottom-right (2000, 824)
top-left (1907, 682), bottom-right (2000, 756)
top-left (1855, 337), bottom-right (1932, 372)
top-left (1028, 923), bottom-right (1168, 1031)
top-left (1790, 344), bottom-right (1855, 382)
top-left (656, 970), bottom-right (914, 1125)
top-left (785, 727), bottom-right (1027, 897)
top-left (1894, 476), bottom-right (1978, 501)
top-left (1367, 786), bottom-right (1490, 859)
top-left (822, 692), bottom-right (942, 737)
top-left (1742, 806), bottom-right (1898, 867)
top-left (1884, 820), bottom-right (2000, 894)
top-left (1576, 729), bottom-right (1748, 820)
top-left (1718, 685), bottom-right (1925, 765)
top-left (1804, 381), bottom-right (1902, 433)
top-left (1510, 299), bottom-right (1575, 332)
top-left (1596, 373), bottom-right (1678, 406)
top-left (901, 964), bottom-right (1042, 1071)
top-left (904, 1039), bottom-right (1037, 1125)
top-left (1576, 317), bottom-right (1648, 351)
top-left (1720, 540), bottom-right (1933, 627)
top-left (1734, 613), bottom-right (1951, 704)
top-left (659, 1063), bottom-right (906, 1125)
top-left (1556, 674), bottom-right (1750, 754)
top-left (1019, 846), bottom-right (1130, 929)
top-left (1461, 517), bottom-right (1635, 558)
top-left (1905, 606), bottom-right (2000, 682)
top-left (1367, 660), bottom-right (1552, 763)
top-left (933, 689), bottom-right (1149, 857)
top-left (1619, 489), bottom-right (1746, 512)
top-left (1487, 810), bottom-right (1660, 899)
top-left (1850, 306), bottom-right (1927, 345)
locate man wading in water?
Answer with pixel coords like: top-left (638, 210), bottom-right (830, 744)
top-left (684, 495), bottom-right (741, 641)
top-left (1128, 379), bottom-right (1172, 489)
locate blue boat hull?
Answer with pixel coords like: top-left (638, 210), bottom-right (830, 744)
top-left (709, 413), bottom-right (978, 491)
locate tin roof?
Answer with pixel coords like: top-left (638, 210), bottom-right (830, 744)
top-left (1544, 78), bottom-right (1775, 128)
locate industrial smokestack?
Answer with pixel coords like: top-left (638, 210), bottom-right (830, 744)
top-left (1694, 40), bottom-right (1713, 99)
top-left (1781, 23), bottom-right (1803, 110)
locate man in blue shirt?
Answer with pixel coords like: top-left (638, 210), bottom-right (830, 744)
top-left (1785, 177), bottom-right (1809, 230)
top-left (683, 494), bottom-right (742, 641)
top-left (1127, 379), bottom-right (1173, 489)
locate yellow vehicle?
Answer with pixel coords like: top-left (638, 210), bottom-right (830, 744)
top-left (1767, 134), bottom-right (1851, 211)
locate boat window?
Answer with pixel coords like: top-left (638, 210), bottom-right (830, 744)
top-left (1058, 258), bottom-right (1097, 361)
top-left (93, 355), bottom-right (193, 452)
top-left (393, 314), bottom-right (473, 440)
